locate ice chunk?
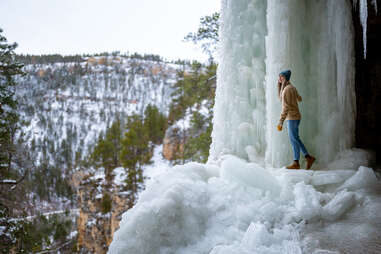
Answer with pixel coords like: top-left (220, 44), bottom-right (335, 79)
top-left (293, 182), bottom-right (322, 221)
top-left (311, 170), bottom-right (355, 186)
top-left (220, 155), bottom-right (280, 196)
top-left (241, 223), bottom-right (273, 248)
top-left (276, 169), bottom-right (315, 201)
top-left (276, 169), bottom-right (314, 185)
top-left (338, 166), bottom-right (378, 191)
top-left (322, 190), bottom-right (355, 221)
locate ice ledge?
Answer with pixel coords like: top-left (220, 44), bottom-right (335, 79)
top-left (108, 154), bottom-right (379, 254)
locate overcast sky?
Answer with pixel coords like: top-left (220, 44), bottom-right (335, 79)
top-left (0, 0), bottom-right (220, 61)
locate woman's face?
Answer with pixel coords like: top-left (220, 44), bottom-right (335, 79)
top-left (278, 75), bottom-right (285, 84)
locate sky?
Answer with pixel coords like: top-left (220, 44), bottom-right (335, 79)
top-left (0, 0), bottom-right (220, 62)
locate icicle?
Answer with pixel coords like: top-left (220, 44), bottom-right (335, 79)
top-left (353, 0), bottom-right (358, 10)
top-left (372, 0), bottom-right (378, 14)
top-left (360, 0), bottom-right (368, 58)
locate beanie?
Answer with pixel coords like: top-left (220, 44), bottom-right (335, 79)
top-left (279, 70), bottom-right (291, 81)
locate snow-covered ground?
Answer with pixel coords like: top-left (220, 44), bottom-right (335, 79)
top-left (144, 144), bottom-right (172, 181)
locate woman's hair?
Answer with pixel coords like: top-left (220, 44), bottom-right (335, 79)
top-left (278, 79), bottom-right (288, 99)
top-left (278, 82), bottom-right (282, 99)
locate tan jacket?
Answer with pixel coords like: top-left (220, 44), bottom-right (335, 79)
top-left (279, 82), bottom-right (302, 125)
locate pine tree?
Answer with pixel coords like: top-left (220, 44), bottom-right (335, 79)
top-left (143, 104), bottom-right (167, 144)
top-left (168, 59), bottom-right (216, 164)
top-left (0, 28), bottom-right (24, 176)
top-left (184, 12), bottom-right (220, 60)
top-left (120, 114), bottom-right (151, 205)
top-left (91, 118), bottom-right (123, 182)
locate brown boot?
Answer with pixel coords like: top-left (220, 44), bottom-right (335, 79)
top-left (286, 161), bottom-right (300, 170)
top-left (305, 155), bottom-right (316, 170)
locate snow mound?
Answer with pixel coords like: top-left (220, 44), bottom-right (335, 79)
top-left (108, 156), bottom-right (380, 253)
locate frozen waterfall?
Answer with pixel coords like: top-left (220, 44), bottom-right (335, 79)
top-left (209, 0), bottom-right (357, 168)
top-left (108, 1), bottom-right (380, 253)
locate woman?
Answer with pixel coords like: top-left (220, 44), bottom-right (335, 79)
top-left (276, 70), bottom-right (316, 169)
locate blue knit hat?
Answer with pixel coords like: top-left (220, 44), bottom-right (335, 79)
top-left (279, 70), bottom-right (291, 81)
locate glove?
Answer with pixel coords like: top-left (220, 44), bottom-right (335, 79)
top-left (277, 124), bottom-right (282, 131)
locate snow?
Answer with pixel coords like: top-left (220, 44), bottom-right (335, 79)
top-left (0, 226), bottom-right (6, 235)
top-left (69, 230), bottom-right (78, 239)
top-left (169, 108), bottom-right (193, 131)
top-left (1, 179), bottom-right (17, 184)
top-left (143, 145), bottom-right (171, 181)
top-left (113, 167), bottom-right (127, 186)
top-left (91, 168), bottom-right (106, 181)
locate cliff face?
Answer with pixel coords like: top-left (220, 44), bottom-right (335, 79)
top-left (162, 126), bottom-right (186, 161)
top-left (75, 169), bottom-right (131, 254)
top-left (353, 0), bottom-right (381, 164)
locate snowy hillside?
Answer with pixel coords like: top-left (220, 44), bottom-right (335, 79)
top-left (16, 56), bottom-right (178, 168)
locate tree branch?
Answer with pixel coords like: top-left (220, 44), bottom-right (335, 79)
top-left (0, 167), bottom-right (28, 186)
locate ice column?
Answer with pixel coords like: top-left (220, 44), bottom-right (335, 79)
top-left (210, 0), bottom-right (356, 168)
top-left (209, 0), bottom-right (267, 163)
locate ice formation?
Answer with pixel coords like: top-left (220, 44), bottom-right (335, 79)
top-left (353, 0), bottom-right (378, 59)
top-left (360, 0), bottom-right (368, 58)
top-left (108, 157), bottom-right (380, 253)
top-left (108, 0), bottom-right (380, 253)
top-left (372, 0), bottom-right (378, 14)
top-left (210, 0), bottom-right (357, 168)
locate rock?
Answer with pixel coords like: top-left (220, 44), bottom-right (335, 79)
top-left (162, 126), bottom-right (186, 160)
top-left (76, 169), bottom-right (131, 254)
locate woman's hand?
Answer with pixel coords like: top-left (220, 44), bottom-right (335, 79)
top-left (277, 124), bottom-right (282, 131)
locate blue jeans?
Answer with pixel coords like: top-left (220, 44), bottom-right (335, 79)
top-left (287, 120), bottom-right (308, 161)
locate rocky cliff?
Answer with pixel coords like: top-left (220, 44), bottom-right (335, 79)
top-left (162, 126), bottom-right (186, 161)
top-left (74, 168), bottom-right (131, 253)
